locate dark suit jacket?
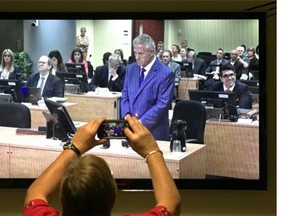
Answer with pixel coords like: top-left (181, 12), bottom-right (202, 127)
top-left (121, 58), bottom-right (175, 141)
top-left (0, 65), bottom-right (22, 80)
top-left (26, 72), bottom-right (64, 97)
top-left (211, 80), bottom-right (252, 109)
top-left (206, 59), bottom-right (230, 73)
top-left (230, 59), bottom-right (245, 79)
top-left (182, 58), bottom-right (206, 77)
top-left (90, 64), bottom-right (126, 92)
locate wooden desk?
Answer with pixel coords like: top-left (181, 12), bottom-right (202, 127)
top-left (0, 127), bottom-right (206, 179)
top-left (178, 77), bottom-right (199, 100)
top-left (65, 92), bottom-right (122, 122)
top-left (204, 120), bottom-right (259, 179)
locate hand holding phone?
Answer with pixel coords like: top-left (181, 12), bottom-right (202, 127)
top-left (97, 120), bottom-right (128, 139)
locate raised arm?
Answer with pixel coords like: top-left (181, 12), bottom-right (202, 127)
top-left (124, 116), bottom-right (181, 216)
top-left (24, 118), bottom-right (107, 207)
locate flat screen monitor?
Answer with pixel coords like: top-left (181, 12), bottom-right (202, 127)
top-left (44, 97), bottom-right (77, 135)
top-left (56, 72), bottom-right (89, 93)
top-left (188, 89), bottom-right (238, 120)
top-left (21, 86), bottom-right (42, 105)
top-left (65, 63), bottom-right (86, 74)
top-left (0, 79), bottom-right (23, 102)
top-left (0, 12), bottom-right (267, 192)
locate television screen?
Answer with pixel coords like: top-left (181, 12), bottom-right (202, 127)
top-left (0, 12), bottom-right (266, 191)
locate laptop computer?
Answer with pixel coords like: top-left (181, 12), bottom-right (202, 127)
top-left (21, 86), bottom-right (42, 105)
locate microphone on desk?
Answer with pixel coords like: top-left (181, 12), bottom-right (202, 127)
top-left (88, 54), bottom-right (92, 61)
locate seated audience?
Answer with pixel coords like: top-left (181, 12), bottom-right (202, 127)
top-left (23, 116), bottom-right (181, 216)
top-left (26, 55), bottom-right (64, 97)
top-left (171, 44), bottom-right (182, 62)
top-left (229, 49), bottom-right (245, 80)
top-left (48, 50), bottom-right (68, 75)
top-left (179, 48), bottom-right (187, 61)
top-left (180, 39), bottom-right (194, 52)
top-left (67, 48), bottom-right (89, 75)
top-left (156, 41), bottom-right (164, 60)
top-left (247, 47), bottom-right (259, 77)
top-left (90, 53), bottom-right (126, 92)
top-left (114, 48), bottom-right (127, 66)
top-left (0, 49), bottom-right (22, 80)
top-left (212, 64), bottom-right (252, 109)
top-left (161, 49), bottom-right (181, 98)
top-left (205, 48), bottom-right (230, 90)
top-left (236, 46), bottom-right (250, 80)
top-left (182, 50), bottom-right (206, 77)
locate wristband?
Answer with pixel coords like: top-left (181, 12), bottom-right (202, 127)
top-left (144, 149), bottom-right (163, 162)
top-left (63, 141), bottom-right (81, 157)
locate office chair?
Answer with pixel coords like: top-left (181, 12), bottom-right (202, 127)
top-left (0, 102), bottom-right (31, 128)
top-left (171, 100), bottom-right (206, 144)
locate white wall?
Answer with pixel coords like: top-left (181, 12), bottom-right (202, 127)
top-left (164, 19), bottom-right (259, 54)
top-left (76, 20), bottom-right (132, 68)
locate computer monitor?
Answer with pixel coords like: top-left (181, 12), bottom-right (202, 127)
top-left (0, 79), bottom-right (23, 102)
top-left (44, 98), bottom-right (77, 136)
top-left (56, 72), bottom-right (89, 93)
top-left (240, 80), bottom-right (259, 94)
top-left (65, 63), bottom-right (86, 74)
top-left (188, 89), bottom-right (238, 120)
top-left (21, 86), bottom-right (42, 105)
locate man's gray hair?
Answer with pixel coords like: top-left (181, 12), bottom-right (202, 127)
top-left (133, 34), bottom-right (156, 52)
top-left (108, 53), bottom-right (121, 64)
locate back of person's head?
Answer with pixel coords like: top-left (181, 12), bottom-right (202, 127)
top-left (133, 34), bottom-right (156, 52)
top-left (219, 63), bottom-right (235, 77)
top-left (48, 50), bottom-right (64, 67)
top-left (102, 52), bottom-right (112, 65)
top-left (61, 154), bottom-right (117, 215)
top-left (1, 48), bottom-right (15, 70)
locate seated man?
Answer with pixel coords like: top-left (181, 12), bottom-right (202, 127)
top-left (90, 53), bottom-right (126, 92)
top-left (161, 49), bottom-right (181, 98)
top-left (212, 64), bottom-right (252, 109)
top-left (182, 51), bottom-right (206, 77)
top-left (26, 55), bottom-right (64, 97)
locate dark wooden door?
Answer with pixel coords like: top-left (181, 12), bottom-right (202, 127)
top-left (133, 20), bottom-right (164, 45)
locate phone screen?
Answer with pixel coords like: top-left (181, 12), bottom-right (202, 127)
top-left (98, 120), bottom-right (128, 139)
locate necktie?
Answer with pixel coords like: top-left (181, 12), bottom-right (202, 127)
top-left (39, 76), bottom-right (45, 95)
top-left (225, 88), bottom-right (231, 92)
top-left (139, 68), bottom-right (145, 87)
top-left (108, 75), bottom-right (113, 91)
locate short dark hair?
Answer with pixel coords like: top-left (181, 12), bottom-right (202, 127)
top-left (219, 63), bottom-right (235, 76)
top-left (102, 52), bottom-right (112, 65)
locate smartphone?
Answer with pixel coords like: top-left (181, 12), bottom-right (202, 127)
top-left (98, 120), bottom-right (128, 139)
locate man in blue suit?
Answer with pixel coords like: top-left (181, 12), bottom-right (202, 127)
top-left (121, 34), bottom-right (175, 141)
top-left (212, 63), bottom-right (252, 109)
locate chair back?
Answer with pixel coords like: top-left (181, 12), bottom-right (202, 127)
top-left (0, 102), bottom-right (31, 128)
top-left (171, 100), bottom-right (206, 144)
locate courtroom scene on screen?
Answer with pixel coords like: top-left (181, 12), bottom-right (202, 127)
top-left (0, 16), bottom-right (265, 190)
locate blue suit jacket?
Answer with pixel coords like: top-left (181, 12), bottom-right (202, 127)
top-left (211, 80), bottom-right (252, 109)
top-left (27, 72), bottom-right (64, 98)
top-left (121, 58), bottom-right (175, 141)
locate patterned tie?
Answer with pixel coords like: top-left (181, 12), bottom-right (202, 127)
top-left (39, 76), bottom-right (45, 95)
top-left (139, 68), bottom-right (145, 87)
top-left (225, 88), bottom-right (231, 92)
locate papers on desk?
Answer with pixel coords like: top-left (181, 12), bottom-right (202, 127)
top-left (86, 89), bottom-right (122, 97)
top-left (43, 139), bottom-right (63, 147)
top-left (47, 97), bottom-right (67, 103)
